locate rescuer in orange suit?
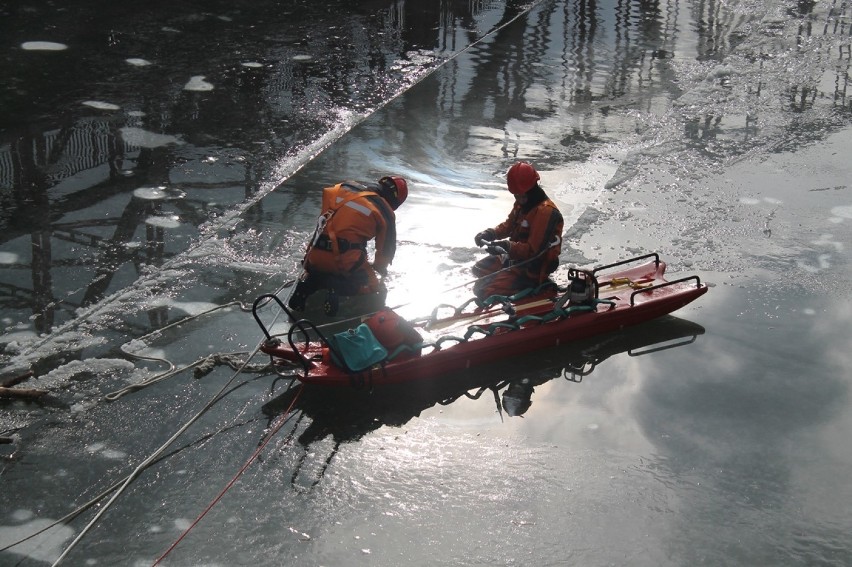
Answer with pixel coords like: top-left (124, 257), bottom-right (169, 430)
top-left (288, 175), bottom-right (408, 314)
top-left (472, 161), bottom-right (563, 299)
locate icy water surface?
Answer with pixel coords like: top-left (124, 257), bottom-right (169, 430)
top-left (2, 0), bottom-right (852, 565)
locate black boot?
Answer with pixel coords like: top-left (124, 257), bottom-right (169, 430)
top-left (288, 282), bottom-right (310, 311)
top-left (323, 288), bottom-right (339, 316)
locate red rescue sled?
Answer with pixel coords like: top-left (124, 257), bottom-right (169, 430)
top-left (253, 253), bottom-right (708, 387)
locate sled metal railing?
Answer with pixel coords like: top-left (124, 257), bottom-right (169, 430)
top-left (252, 293), bottom-right (324, 374)
top-left (252, 293), bottom-right (296, 341)
top-left (591, 252), bottom-right (661, 276)
top-left (629, 275), bottom-right (703, 306)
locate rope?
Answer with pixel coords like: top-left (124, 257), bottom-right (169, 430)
top-left (49, 342), bottom-right (269, 567)
top-left (5, 286), bottom-right (296, 557)
top-left (0, 383), bottom-right (268, 554)
top-left (104, 351), bottom-right (272, 401)
top-left (17, 4), bottom-right (554, 560)
top-left (274, 234), bottom-right (565, 333)
top-left (151, 384), bottom-right (304, 566)
top-left (408, 235), bottom-right (563, 310)
top-left (106, 280), bottom-right (295, 400)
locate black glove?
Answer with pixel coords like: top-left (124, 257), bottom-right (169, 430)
top-left (486, 240), bottom-right (511, 255)
top-left (475, 228), bottom-right (496, 247)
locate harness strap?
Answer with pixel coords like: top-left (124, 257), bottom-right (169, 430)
top-left (302, 186), bottom-right (379, 274)
top-left (313, 234), bottom-right (367, 252)
top-left (323, 188), bottom-right (378, 273)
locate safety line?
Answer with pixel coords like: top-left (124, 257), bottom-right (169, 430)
top-left (151, 384), bottom-right (304, 566)
top-left (0, 388), bottom-right (265, 554)
top-left (48, 342), bottom-right (269, 566)
top-left (41, 3), bottom-right (549, 562)
top-left (267, 234), bottom-right (564, 340)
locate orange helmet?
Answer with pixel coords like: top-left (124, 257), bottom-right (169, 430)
top-left (506, 161), bottom-right (540, 195)
top-left (379, 175), bottom-right (408, 209)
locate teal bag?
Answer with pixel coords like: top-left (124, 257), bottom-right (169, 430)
top-left (329, 324), bottom-right (388, 372)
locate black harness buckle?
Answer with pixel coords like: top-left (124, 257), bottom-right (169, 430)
top-left (315, 234), bottom-right (365, 252)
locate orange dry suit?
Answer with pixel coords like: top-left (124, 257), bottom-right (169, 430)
top-left (472, 190), bottom-right (563, 299)
top-left (302, 181), bottom-right (397, 295)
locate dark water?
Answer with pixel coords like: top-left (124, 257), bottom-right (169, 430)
top-left (2, 0), bottom-right (852, 565)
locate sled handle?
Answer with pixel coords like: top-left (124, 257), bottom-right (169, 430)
top-left (629, 275), bottom-right (703, 306)
top-left (592, 252), bottom-right (661, 276)
top-left (252, 293), bottom-right (297, 340)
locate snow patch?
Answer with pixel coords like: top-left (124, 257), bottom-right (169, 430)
top-left (82, 100), bottom-right (120, 111)
top-left (119, 127), bottom-right (183, 148)
top-left (145, 215), bottom-right (182, 229)
top-left (829, 205), bottom-right (852, 222)
top-left (184, 75), bottom-right (214, 91)
top-left (0, 519), bottom-right (75, 563)
top-left (39, 358), bottom-right (136, 389)
top-left (0, 251), bottom-right (20, 264)
top-left (21, 41), bottom-right (67, 51)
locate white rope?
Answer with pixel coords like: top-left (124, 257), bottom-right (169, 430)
top-left (50, 342), bottom-right (267, 566)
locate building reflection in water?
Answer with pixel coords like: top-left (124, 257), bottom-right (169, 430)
top-left (0, 0), bottom-right (849, 344)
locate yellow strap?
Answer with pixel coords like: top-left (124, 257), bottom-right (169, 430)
top-left (607, 277), bottom-right (652, 289)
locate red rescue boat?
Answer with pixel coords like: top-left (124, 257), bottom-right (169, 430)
top-left (253, 253), bottom-right (708, 387)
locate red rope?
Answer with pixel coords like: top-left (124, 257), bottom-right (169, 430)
top-left (152, 385), bottom-right (304, 566)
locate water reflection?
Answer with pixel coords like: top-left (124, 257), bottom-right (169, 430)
top-left (3, 0), bottom-right (850, 359)
top-left (0, 1), bottom-right (524, 341)
top-left (262, 315), bottom-right (704, 490)
top-left (2, 1), bottom-right (851, 563)
top-left (631, 286), bottom-right (851, 564)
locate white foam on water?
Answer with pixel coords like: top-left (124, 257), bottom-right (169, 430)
top-left (81, 444), bottom-right (127, 460)
top-left (242, 62), bottom-right (263, 68)
top-left (125, 58), bottom-right (152, 66)
top-left (126, 110), bottom-right (146, 117)
top-left (0, 336), bottom-right (31, 354)
top-left (119, 127), bottom-right (183, 148)
top-left (0, 251), bottom-right (20, 264)
top-left (148, 299), bottom-right (219, 316)
top-left (544, 158), bottom-right (619, 235)
top-left (82, 100), bottom-right (120, 111)
top-left (0, 328), bottom-right (38, 350)
top-left (20, 41), bottom-right (67, 51)
top-left (0, 519), bottom-right (75, 563)
top-left (291, 54), bottom-right (313, 62)
top-left (132, 186), bottom-right (168, 200)
top-left (85, 442), bottom-right (106, 454)
top-left (10, 509), bottom-right (34, 522)
top-left (144, 215), bottom-right (182, 229)
top-left (39, 358), bottom-right (136, 390)
top-left (101, 448), bottom-right (127, 459)
top-left (184, 75), bottom-right (214, 91)
top-left (830, 205), bottom-right (852, 221)
top-left (812, 233), bottom-right (843, 252)
top-left (796, 253), bottom-right (832, 274)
